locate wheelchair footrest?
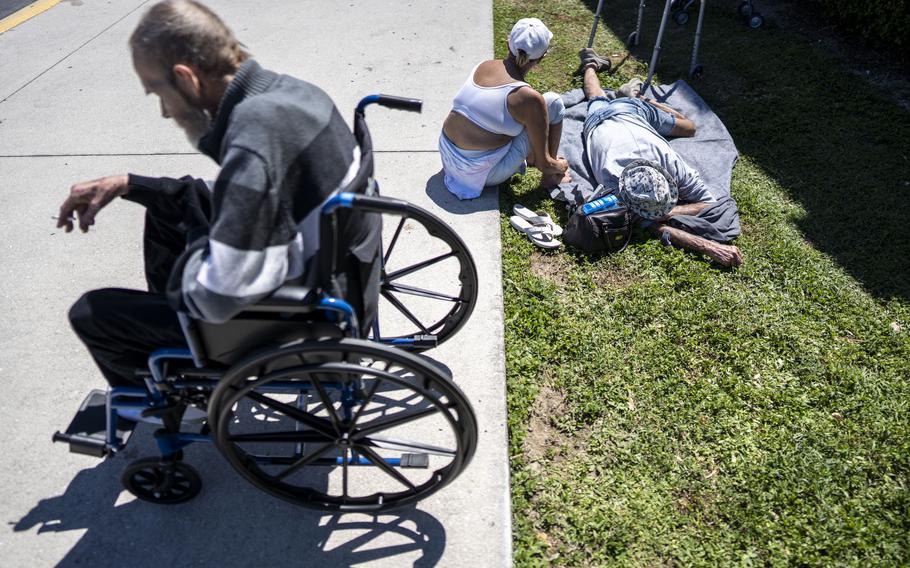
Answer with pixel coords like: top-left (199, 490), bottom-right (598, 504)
top-left (52, 389), bottom-right (136, 457)
top-left (382, 335), bottom-right (438, 350)
top-left (410, 335), bottom-right (438, 349)
top-left (399, 453), bottom-right (429, 468)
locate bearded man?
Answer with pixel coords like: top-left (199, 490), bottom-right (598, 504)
top-left (58, 0), bottom-right (378, 391)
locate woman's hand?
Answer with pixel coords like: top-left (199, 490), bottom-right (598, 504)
top-left (540, 157), bottom-right (571, 187)
top-left (542, 156), bottom-right (569, 175)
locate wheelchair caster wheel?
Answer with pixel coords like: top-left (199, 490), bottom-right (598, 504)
top-left (122, 458), bottom-right (201, 504)
top-left (673, 10), bottom-right (689, 25)
top-left (738, 1), bottom-right (752, 17)
top-left (748, 13), bottom-right (764, 29)
top-left (689, 64), bottom-right (704, 79)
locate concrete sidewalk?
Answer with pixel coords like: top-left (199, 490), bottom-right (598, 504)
top-left (0, 1), bottom-right (510, 565)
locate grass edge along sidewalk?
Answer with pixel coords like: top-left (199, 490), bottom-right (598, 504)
top-left (493, 0), bottom-right (910, 565)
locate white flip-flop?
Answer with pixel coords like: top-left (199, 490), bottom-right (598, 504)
top-left (509, 215), bottom-right (561, 249)
top-left (513, 204), bottom-right (563, 237)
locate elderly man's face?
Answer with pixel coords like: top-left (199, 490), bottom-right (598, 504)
top-left (133, 53), bottom-right (211, 147)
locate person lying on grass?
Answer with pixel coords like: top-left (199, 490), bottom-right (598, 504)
top-left (579, 55), bottom-right (744, 268)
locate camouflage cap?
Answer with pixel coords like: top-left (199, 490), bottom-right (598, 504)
top-left (618, 159), bottom-right (678, 219)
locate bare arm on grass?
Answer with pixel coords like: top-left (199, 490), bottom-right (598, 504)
top-left (651, 223), bottom-right (744, 268)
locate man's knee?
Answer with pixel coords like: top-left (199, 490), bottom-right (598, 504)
top-left (542, 92), bottom-right (566, 124)
top-left (69, 291), bottom-right (94, 331)
top-left (68, 289), bottom-right (116, 338)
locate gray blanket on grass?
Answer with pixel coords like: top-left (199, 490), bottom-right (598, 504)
top-left (552, 81), bottom-right (741, 242)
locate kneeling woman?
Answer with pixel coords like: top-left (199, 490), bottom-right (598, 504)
top-left (439, 18), bottom-right (569, 200)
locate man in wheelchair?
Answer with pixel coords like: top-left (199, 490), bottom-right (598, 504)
top-left (53, 1), bottom-right (477, 510)
top-left (58, 0), bottom-right (380, 391)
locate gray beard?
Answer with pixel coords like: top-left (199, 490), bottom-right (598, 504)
top-left (178, 106), bottom-right (212, 149)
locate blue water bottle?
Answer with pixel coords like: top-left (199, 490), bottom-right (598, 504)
top-left (582, 194), bottom-right (619, 215)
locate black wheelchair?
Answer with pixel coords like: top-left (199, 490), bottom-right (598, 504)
top-left (53, 95), bottom-right (480, 512)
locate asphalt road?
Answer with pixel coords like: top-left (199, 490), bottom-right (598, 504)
top-left (0, 0), bottom-right (34, 21)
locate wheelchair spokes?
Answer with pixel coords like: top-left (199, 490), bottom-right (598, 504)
top-left (211, 340), bottom-right (476, 511)
top-left (377, 207), bottom-right (478, 349)
top-left (121, 458), bottom-right (201, 505)
top-left (55, 95), bottom-right (482, 512)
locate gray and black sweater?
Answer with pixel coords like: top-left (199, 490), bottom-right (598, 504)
top-left (125, 60), bottom-right (360, 323)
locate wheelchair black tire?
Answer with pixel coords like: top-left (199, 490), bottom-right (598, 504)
top-left (377, 204), bottom-right (478, 350)
top-left (209, 339), bottom-right (478, 512)
top-left (121, 458), bottom-right (202, 505)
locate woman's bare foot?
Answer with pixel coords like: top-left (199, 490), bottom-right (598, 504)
top-left (540, 170), bottom-right (572, 188)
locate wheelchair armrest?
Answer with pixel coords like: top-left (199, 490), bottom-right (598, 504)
top-left (241, 285), bottom-right (317, 314)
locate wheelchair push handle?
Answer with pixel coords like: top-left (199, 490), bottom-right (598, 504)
top-left (378, 94), bottom-right (422, 112)
top-left (322, 192), bottom-right (417, 216)
top-left (356, 94), bottom-right (422, 114)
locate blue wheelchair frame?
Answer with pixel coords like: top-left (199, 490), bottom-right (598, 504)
top-left (104, 196), bottom-right (385, 461)
top-left (61, 94), bottom-right (451, 468)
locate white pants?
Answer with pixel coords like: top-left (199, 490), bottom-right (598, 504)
top-left (439, 92), bottom-right (565, 200)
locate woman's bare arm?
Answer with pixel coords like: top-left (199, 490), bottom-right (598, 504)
top-left (508, 87), bottom-right (567, 176)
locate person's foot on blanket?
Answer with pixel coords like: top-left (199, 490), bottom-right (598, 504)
top-left (540, 170), bottom-right (572, 189)
top-left (617, 77), bottom-right (643, 98)
top-left (579, 48), bottom-right (612, 72)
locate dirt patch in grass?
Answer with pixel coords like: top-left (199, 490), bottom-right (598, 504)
top-left (593, 265), bottom-right (641, 290)
top-left (531, 249), bottom-right (641, 291)
top-left (674, 488), bottom-right (720, 519)
top-left (530, 250), bottom-right (572, 287)
top-left (524, 384), bottom-right (571, 463)
top-left (524, 384), bottom-right (596, 467)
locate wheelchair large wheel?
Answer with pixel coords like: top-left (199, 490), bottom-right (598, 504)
top-left (209, 339), bottom-right (478, 512)
top-left (376, 204), bottom-right (478, 349)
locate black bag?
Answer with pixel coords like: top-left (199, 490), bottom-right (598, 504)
top-left (564, 201), bottom-right (632, 254)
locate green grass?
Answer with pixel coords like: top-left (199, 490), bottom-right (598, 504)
top-left (494, 0), bottom-right (910, 565)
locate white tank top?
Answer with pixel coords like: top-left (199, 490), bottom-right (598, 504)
top-left (451, 63), bottom-right (529, 137)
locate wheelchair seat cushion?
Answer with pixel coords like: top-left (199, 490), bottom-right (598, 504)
top-left (196, 315), bottom-right (344, 365)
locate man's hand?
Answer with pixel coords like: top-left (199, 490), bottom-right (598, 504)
top-left (706, 243), bottom-right (743, 268)
top-left (654, 224), bottom-right (744, 268)
top-left (57, 174), bottom-right (129, 233)
top-left (637, 95), bottom-right (696, 137)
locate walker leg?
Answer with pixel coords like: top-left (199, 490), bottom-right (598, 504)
top-left (628, 0), bottom-right (646, 46)
top-left (588, 0), bottom-right (606, 48)
top-left (689, 0), bottom-right (706, 78)
top-left (643, 0), bottom-right (674, 93)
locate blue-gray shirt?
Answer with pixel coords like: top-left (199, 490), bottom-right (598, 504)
top-left (584, 97), bottom-right (715, 204)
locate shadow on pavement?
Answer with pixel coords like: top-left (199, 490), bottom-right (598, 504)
top-left (14, 450), bottom-right (446, 567)
top-left (424, 170), bottom-right (500, 215)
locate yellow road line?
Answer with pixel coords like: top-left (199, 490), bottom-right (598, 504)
top-left (0, 0), bottom-right (63, 34)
